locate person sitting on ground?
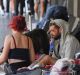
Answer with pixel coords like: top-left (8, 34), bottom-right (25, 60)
top-left (0, 16), bottom-right (35, 73)
top-left (35, 19), bottom-right (80, 67)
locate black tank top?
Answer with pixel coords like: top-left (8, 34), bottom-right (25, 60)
top-left (8, 35), bottom-right (31, 71)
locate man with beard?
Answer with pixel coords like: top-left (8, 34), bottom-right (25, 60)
top-left (34, 19), bottom-right (80, 66)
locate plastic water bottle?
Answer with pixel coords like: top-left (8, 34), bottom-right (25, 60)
top-left (49, 38), bottom-right (54, 56)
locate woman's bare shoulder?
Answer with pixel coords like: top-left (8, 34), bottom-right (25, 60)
top-left (4, 35), bottom-right (12, 41)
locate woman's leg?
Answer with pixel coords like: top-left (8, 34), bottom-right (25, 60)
top-left (40, 0), bottom-right (45, 20)
top-left (14, 0), bottom-right (19, 15)
top-left (6, 0), bottom-right (10, 13)
top-left (10, 0), bottom-right (15, 14)
top-left (34, 0), bottom-right (39, 20)
top-left (20, 0), bottom-right (25, 15)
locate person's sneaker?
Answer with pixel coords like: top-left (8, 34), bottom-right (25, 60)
top-left (12, 13), bottom-right (16, 16)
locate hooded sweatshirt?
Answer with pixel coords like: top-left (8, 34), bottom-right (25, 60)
top-left (50, 19), bottom-right (80, 59)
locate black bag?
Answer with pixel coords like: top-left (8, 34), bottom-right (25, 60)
top-left (4, 63), bottom-right (14, 74)
top-left (6, 67), bottom-right (43, 75)
top-left (4, 62), bottom-right (49, 75)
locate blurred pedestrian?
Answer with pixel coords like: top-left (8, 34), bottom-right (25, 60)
top-left (0, 0), bottom-right (4, 15)
top-left (15, 0), bottom-right (25, 15)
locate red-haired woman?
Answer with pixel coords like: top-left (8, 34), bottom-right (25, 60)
top-left (0, 16), bottom-right (35, 73)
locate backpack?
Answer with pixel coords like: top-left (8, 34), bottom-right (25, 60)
top-left (43, 20), bottom-right (50, 32)
top-left (71, 21), bottom-right (80, 43)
